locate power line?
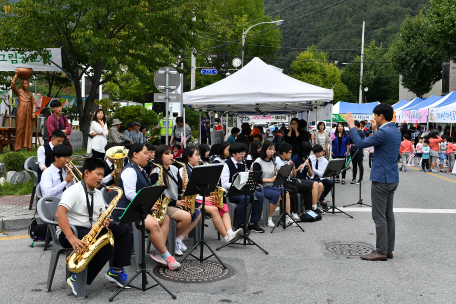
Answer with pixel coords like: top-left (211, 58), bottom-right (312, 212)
top-left (199, 0), bottom-right (307, 39)
top-left (197, 51), bottom-right (392, 64)
top-left (200, 0), bottom-right (353, 52)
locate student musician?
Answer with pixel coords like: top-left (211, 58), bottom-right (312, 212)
top-left (37, 130), bottom-right (65, 181)
top-left (114, 143), bottom-right (180, 270)
top-left (252, 141), bottom-right (295, 228)
top-left (220, 143), bottom-right (265, 233)
top-left (308, 144), bottom-right (333, 208)
top-left (212, 141), bottom-right (230, 164)
top-left (101, 143), bottom-right (122, 186)
top-left (180, 146), bottom-right (243, 243)
top-left (40, 145), bottom-right (74, 199)
top-left (150, 145), bottom-right (202, 256)
top-left (55, 158), bottom-right (131, 298)
top-left (276, 143), bottom-right (310, 220)
top-left (291, 142), bottom-right (325, 211)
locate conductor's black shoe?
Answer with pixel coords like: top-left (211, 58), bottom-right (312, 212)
top-left (249, 223), bottom-right (265, 233)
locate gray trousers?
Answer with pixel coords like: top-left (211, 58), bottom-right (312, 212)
top-left (371, 181), bottom-right (399, 255)
top-left (448, 153), bottom-right (455, 170)
top-left (400, 153), bottom-right (410, 169)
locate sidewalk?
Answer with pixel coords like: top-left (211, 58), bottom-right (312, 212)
top-left (0, 195), bottom-right (36, 231)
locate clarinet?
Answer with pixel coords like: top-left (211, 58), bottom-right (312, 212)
top-left (242, 156), bottom-right (248, 172)
top-left (271, 154), bottom-right (277, 176)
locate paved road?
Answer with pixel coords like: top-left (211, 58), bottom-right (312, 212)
top-left (1, 154), bottom-right (455, 303)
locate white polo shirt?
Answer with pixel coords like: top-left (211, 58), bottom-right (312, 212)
top-left (59, 182), bottom-right (106, 229)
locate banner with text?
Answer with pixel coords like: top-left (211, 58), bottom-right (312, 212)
top-left (244, 115), bottom-right (289, 124)
top-left (429, 107), bottom-right (456, 123)
top-left (396, 109), bottom-right (428, 123)
top-left (0, 48), bottom-right (62, 71)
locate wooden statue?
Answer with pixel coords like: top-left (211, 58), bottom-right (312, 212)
top-left (11, 68), bottom-right (36, 152)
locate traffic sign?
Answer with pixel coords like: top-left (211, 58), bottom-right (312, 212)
top-left (232, 57), bottom-right (241, 68)
top-left (201, 69), bottom-right (218, 75)
top-left (154, 93), bottom-right (181, 103)
top-left (154, 66), bottom-right (180, 93)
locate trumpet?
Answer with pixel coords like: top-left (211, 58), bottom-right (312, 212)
top-left (65, 160), bottom-right (83, 183)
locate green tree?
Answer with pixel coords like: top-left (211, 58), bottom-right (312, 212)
top-left (290, 46), bottom-right (348, 102)
top-left (0, 0), bottom-right (209, 147)
top-left (113, 105), bottom-right (159, 131)
top-left (428, 0), bottom-right (456, 61)
top-left (341, 40), bottom-right (398, 104)
top-left (189, 0), bottom-right (282, 90)
top-left (390, 13), bottom-right (443, 99)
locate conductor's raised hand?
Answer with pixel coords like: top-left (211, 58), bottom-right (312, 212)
top-left (346, 112), bottom-right (355, 129)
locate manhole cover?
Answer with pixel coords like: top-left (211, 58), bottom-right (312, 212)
top-left (153, 260), bottom-right (235, 283)
top-left (325, 242), bottom-right (374, 256)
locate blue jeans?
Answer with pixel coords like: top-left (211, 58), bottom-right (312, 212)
top-left (229, 191), bottom-right (264, 227)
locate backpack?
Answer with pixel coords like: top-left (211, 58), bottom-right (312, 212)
top-left (28, 212), bottom-right (50, 247)
top-left (299, 210), bottom-right (322, 222)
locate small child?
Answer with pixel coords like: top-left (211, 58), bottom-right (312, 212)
top-left (415, 138), bottom-right (424, 167)
top-left (447, 137), bottom-right (456, 171)
top-left (407, 142), bottom-right (416, 167)
top-left (421, 139), bottom-right (430, 172)
top-left (368, 146), bottom-right (374, 168)
top-left (399, 134), bottom-right (414, 172)
top-left (172, 144), bottom-right (183, 158)
top-left (439, 136), bottom-right (448, 172)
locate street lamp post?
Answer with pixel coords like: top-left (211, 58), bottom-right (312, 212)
top-left (241, 20), bottom-right (284, 67)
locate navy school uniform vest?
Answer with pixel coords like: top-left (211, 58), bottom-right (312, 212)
top-left (114, 163), bottom-right (151, 221)
top-left (225, 157), bottom-right (246, 183)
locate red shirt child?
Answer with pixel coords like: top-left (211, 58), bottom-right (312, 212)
top-left (173, 145), bottom-right (183, 158)
top-left (399, 139), bottom-right (414, 155)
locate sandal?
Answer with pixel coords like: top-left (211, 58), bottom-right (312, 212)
top-left (342, 180), bottom-right (346, 184)
top-left (335, 179), bottom-right (340, 183)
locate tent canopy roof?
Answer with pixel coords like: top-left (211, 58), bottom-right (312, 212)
top-left (332, 101), bottom-right (379, 114)
top-left (392, 100), bottom-right (409, 110)
top-left (183, 57), bottom-right (333, 114)
top-left (433, 92), bottom-right (456, 108)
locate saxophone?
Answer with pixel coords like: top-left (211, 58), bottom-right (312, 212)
top-left (151, 164), bottom-right (172, 224)
top-left (173, 159), bottom-right (196, 214)
top-left (210, 186), bottom-right (226, 209)
top-left (66, 184), bottom-right (122, 273)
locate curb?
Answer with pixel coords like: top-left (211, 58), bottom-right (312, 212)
top-left (1, 214), bottom-right (40, 231)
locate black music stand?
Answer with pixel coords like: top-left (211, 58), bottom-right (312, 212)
top-left (180, 164), bottom-right (226, 268)
top-left (270, 163), bottom-right (305, 233)
top-left (109, 185), bottom-right (176, 302)
top-left (322, 159), bottom-right (353, 218)
top-left (343, 149), bottom-right (371, 208)
top-left (216, 171), bottom-right (268, 254)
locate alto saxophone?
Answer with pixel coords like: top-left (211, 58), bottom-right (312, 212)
top-left (172, 159), bottom-right (196, 214)
top-left (66, 184), bottom-right (122, 273)
top-left (210, 186), bottom-right (226, 209)
top-left (151, 164), bottom-right (172, 224)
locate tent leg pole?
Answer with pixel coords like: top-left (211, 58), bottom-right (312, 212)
top-left (199, 110), bottom-right (202, 144)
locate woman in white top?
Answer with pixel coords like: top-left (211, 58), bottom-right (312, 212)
top-left (87, 109), bottom-right (108, 159)
top-left (314, 122), bottom-right (330, 159)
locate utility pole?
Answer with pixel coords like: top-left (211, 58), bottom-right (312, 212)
top-left (191, 16), bottom-right (196, 90)
top-left (358, 21), bottom-right (365, 104)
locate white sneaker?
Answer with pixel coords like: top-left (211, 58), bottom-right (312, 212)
top-left (227, 228), bottom-right (243, 242)
top-left (285, 217), bottom-right (298, 227)
top-left (177, 240), bottom-right (187, 252)
top-left (291, 212), bottom-right (300, 221)
top-left (268, 218), bottom-right (275, 228)
top-left (174, 241), bottom-right (183, 256)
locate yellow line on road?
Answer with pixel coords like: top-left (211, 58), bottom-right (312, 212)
top-left (0, 235), bottom-right (29, 241)
top-left (363, 151), bottom-right (456, 184)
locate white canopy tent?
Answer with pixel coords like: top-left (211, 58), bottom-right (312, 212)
top-left (183, 57), bottom-right (334, 114)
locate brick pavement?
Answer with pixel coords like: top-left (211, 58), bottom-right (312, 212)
top-left (0, 195), bottom-right (35, 218)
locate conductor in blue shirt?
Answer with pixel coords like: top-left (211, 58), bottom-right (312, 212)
top-left (346, 104), bottom-right (401, 261)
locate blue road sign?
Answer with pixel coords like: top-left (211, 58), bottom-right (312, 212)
top-left (201, 69), bottom-right (218, 75)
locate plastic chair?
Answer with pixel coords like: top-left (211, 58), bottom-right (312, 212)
top-left (24, 156), bottom-right (39, 210)
top-left (37, 196), bottom-right (88, 300)
top-left (257, 185), bottom-right (271, 227)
